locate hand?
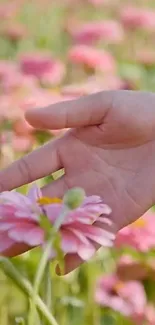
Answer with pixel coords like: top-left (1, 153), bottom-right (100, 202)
top-left (1, 90), bottom-right (155, 272)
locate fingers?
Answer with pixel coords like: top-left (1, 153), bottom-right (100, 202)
top-left (56, 253), bottom-right (83, 275)
top-left (25, 91), bottom-right (114, 130)
top-left (0, 138), bottom-right (62, 192)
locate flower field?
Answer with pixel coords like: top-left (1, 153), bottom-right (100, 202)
top-left (0, 0), bottom-right (155, 324)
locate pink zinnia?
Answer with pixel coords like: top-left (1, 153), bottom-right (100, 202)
top-left (116, 255), bottom-right (148, 281)
top-left (0, 61), bottom-right (17, 81)
top-left (136, 50), bottom-right (155, 67)
top-left (68, 45), bottom-right (116, 73)
top-left (12, 134), bottom-right (34, 153)
top-left (20, 52), bottom-right (65, 85)
top-left (1, 23), bottom-right (28, 42)
top-left (13, 117), bottom-right (33, 136)
top-left (95, 274), bottom-right (146, 320)
top-left (88, 0), bottom-right (108, 6)
top-left (120, 7), bottom-right (155, 31)
top-left (0, 2), bottom-right (19, 19)
top-left (0, 185), bottom-right (114, 259)
top-left (68, 20), bottom-right (124, 44)
top-left (115, 211), bottom-right (155, 252)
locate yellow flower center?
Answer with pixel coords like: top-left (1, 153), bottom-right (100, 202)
top-left (132, 218), bottom-right (146, 228)
top-left (37, 197), bottom-right (62, 205)
top-left (114, 281), bottom-right (124, 292)
top-left (50, 87), bottom-right (60, 94)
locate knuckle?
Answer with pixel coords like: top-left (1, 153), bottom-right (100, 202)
top-left (100, 90), bottom-right (117, 117)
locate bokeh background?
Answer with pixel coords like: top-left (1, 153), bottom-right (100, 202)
top-left (0, 0), bottom-right (155, 324)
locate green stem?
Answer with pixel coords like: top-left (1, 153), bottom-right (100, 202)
top-left (29, 208), bottom-right (68, 325)
top-left (44, 262), bottom-right (52, 310)
top-left (29, 240), bottom-right (54, 325)
top-left (42, 262), bottom-right (52, 325)
top-left (0, 257), bottom-right (59, 325)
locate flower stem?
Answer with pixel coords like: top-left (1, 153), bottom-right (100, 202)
top-left (44, 262), bottom-right (52, 310)
top-left (0, 257), bottom-right (59, 325)
top-left (29, 208), bottom-right (68, 325)
top-left (29, 240), bottom-right (54, 325)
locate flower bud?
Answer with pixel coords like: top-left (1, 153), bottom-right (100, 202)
top-left (63, 187), bottom-right (85, 209)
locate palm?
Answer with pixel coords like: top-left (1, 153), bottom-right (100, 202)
top-left (58, 117), bottom-right (155, 231)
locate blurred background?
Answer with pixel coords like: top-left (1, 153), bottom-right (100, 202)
top-left (0, 0), bottom-right (155, 324)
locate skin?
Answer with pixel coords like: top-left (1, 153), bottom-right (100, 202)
top-left (1, 90), bottom-right (155, 273)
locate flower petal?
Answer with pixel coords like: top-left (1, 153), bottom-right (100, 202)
top-left (44, 204), bottom-right (63, 223)
top-left (27, 184), bottom-right (42, 202)
top-left (0, 191), bottom-right (30, 207)
top-left (0, 232), bottom-right (15, 253)
top-left (8, 223), bottom-right (44, 246)
top-left (60, 229), bottom-right (79, 253)
top-left (78, 243), bottom-right (95, 260)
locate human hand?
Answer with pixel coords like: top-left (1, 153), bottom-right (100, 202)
top-left (1, 90), bottom-right (155, 272)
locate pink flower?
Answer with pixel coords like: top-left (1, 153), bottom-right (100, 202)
top-left (136, 50), bottom-right (155, 67)
top-left (120, 7), bottom-right (155, 31)
top-left (68, 45), bottom-right (116, 73)
top-left (88, 0), bottom-right (107, 5)
top-left (0, 61), bottom-right (17, 81)
top-left (0, 2), bottom-right (19, 19)
top-left (0, 95), bottom-right (22, 121)
top-left (0, 185), bottom-right (114, 259)
top-left (61, 76), bottom-right (122, 97)
top-left (68, 20), bottom-right (124, 44)
top-left (20, 52), bottom-right (65, 85)
top-left (12, 134), bottom-right (34, 152)
top-left (95, 274), bottom-right (146, 320)
top-left (0, 72), bottom-right (38, 94)
top-left (145, 304), bottom-right (155, 325)
top-left (40, 62), bottom-right (66, 87)
top-left (115, 211), bottom-right (155, 252)
top-left (116, 255), bottom-right (148, 281)
top-left (13, 117), bottom-right (33, 136)
top-left (1, 23), bottom-right (28, 42)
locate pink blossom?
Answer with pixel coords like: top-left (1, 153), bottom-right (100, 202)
top-left (68, 45), bottom-right (116, 73)
top-left (0, 72), bottom-right (38, 94)
top-left (116, 255), bottom-right (148, 281)
top-left (0, 2), bottom-right (19, 19)
top-left (12, 134), bottom-right (34, 152)
top-left (0, 61), bottom-right (17, 81)
top-left (68, 20), bottom-right (124, 44)
top-left (95, 274), bottom-right (146, 320)
top-left (0, 185), bottom-right (114, 259)
top-left (88, 0), bottom-right (108, 5)
top-left (20, 52), bottom-right (65, 85)
top-left (0, 61), bottom-right (38, 94)
top-left (1, 23), bottom-right (28, 42)
top-left (13, 117), bottom-right (33, 136)
top-left (115, 211), bottom-right (155, 252)
top-left (61, 75), bottom-right (122, 97)
top-left (0, 95), bottom-right (21, 120)
top-left (40, 61), bottom-right (66, 86)
top-left (145, 304), bottom-right (155, 325)
top-left (120, 7), bottom-right (155, 31)
top-left (136, 50), bottom-right (155, 67)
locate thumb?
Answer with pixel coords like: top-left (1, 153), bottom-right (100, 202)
top-left (25, 91), bottom-right (114, 130)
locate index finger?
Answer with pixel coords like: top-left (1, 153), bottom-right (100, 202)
top-left (0, 138), bottom-right (62, 192)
